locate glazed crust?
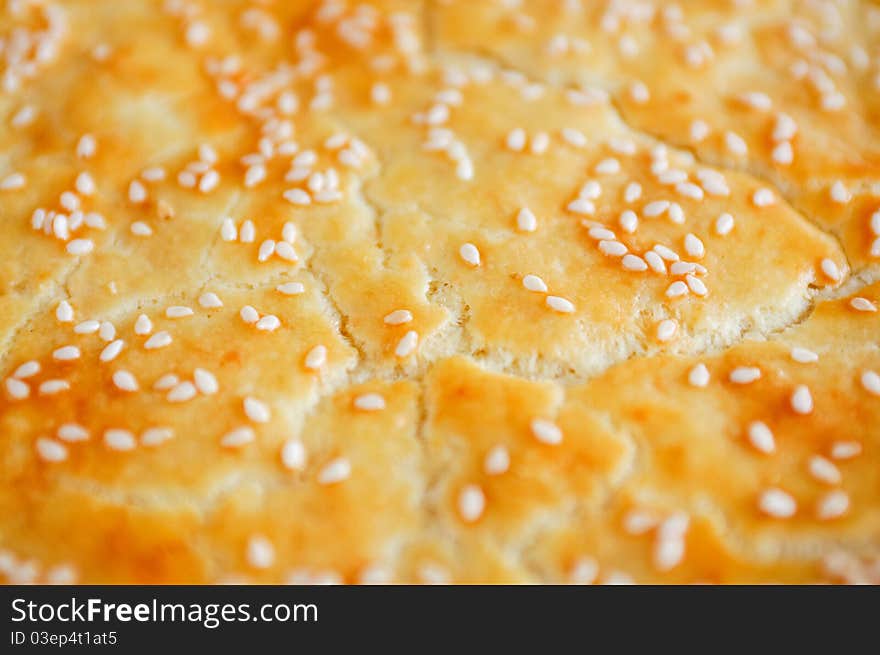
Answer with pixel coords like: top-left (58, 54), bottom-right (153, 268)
top-left (0, 0), bottom-right (878, 584)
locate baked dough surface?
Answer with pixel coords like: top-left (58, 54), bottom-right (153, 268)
top-left (0, 0), bottom-right (877, 583)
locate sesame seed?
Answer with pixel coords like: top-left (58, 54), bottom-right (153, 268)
top-left (685, 275), bottom-right (707, 296)
top-left (281, 439), bottom-right (307, 471)
top-left (371, 82), bottom-right (391, 105)
top-left (194, 368), bottom-right (218, 395)
top-left (567, 198), bottom-right (595, 215)
top-left (790, 385), bottom-right (813, 414)
top-left (622, 509), bottom-right (659, 535)
top-left (820, 258), bottom-right (842, 282)
top-left (277, 282), bottom-right (305, 296)
top-left (483, 445), bottom-right (510, 475)
top-left (1, 172), bottom-right (26, 190)
top-left (516, 207), bottom-right (537, 232)
top-left (653, 513), bottom-right (689, 572)
top-left (870, 210), bottom-right (880, 235)
top-left (130, 222), bottom-right (152, 237)
top-left (258, 239), bottom-right (276, 262)
top-left (546, 295), bottom-right (575, 313)
top-left (522, 274), bottom-right (548, 292)
top-left (643, 200), bottom-right (670, 217)
top-left (644, 251), bottom-right (666, 273)
top-left (619, 210), bottom-right (638, 233)
top-left (683, 234), bottom-right (704, 258)
top-left (666, 281), bottom-right (689, 298)
top-left (99, 339), bottom-right (124, 362)
top-left (459, 242), bottom-right (481, 267)
top-left (458, 484), bottom-right (486, 523)
top-left (808, 455), bottom-right (841, 485)
top-left (165, 306), bottom-right (193, 319)
top-left (598, 240), bottom-right (628, 257)
top-left (220, 427), bottom-right (255, 448)
top-left (724, 131), bottom-right (748, 156)
top-left (74, 320), bottom-right (100, 334)
top-left (99, 322), bottom-right (115, 342)
top-left (283, 189), bottom-right (311, 205)
top-left (57, 423), bottom-right (89, 442)
top-left (318, 458), bottom-right (351, 485)
top-left (772, 113), bottom-right (797, 141)
top-left (758, 488), bottom-right (797, 518)
top-left (198, 292), bottom-right (223, 309)
top-left (689, 119), bottom-right (710, 141)
top-left (5, 377), bottom-right (29, 399)
top-left (656, 319), bottom-right (678, 342)
top-left (13, 361), bottom-right (40, 379)
top-left (198, 170), bottom-right (220, 193)
top-left (53, 346), bottom-right (80, 361)
top-left (141, 427), bottom-right (174, 447)
top-left (134, 314), bottom-right (152, 335)
top-left (629, 80), bottom-right (650, 103)
top-left (772, 141), bottom-right (793, 165)
top-left (304, 344), bottom-right (327, 370)
top-left (747, 421), bottom-right (775, 454)
top-left (104, 429), bottom-right (137, 451)
top-left (56, 301), bottom-right (74, 323)
top-left (112, 370), bottom-right (139, 392)
top-left (588, 227), bottom-right (615, 240)
top-left (861, 370), bottom-right (880, 396)
top-left (622, 254), bottom-right (648, 272)
top-left (240, 306), bottom-right (259, 323)
top-left (395, 330), bottom-right (418, 358)
top-left (752, 188), bottom-right (775, 207)
top-left (167, 381), bottom-right (197, 402)
top-left (275, 241), bottom-right (297, 262)
top-left (354, 393), bottom-right (385, 411)
top-left (36, 438), bottom-right (67, 463)
top-left (384, 309), bottom-right (413, 325)
top-left (506, 128), bottom-right (526, 151)
top-left (153, 374), bottom-right (179, 391)
top-left (850, 297), bottom-right (877, 312)
top-left (244, 397), bottom-right (271, 423)
top-left (816, 490), bottom-right (849, 520)
top-left (220, 218), bottom-right (237, 241)
top-left (729, 366), bottom-right (761, 384)
top-left (531, 418), bottom-right (562, 445)
top-left (144, 331), bottom-right (172, 349)
top-left (246, 535), bottom-right (275, 569)
top-left (830, 181), bottom-right (851, 204)
top-left (790, 347), bottom-right (818, 363)
top-left (76, 134), bottom-right (96, 159)
top-left (66, 238), bottom-right (94, 255)
top-left (255, 315), bottom-right (281, 331)
top-left (688, 363), bottom-right (710, 387)
top-left (830, 441), bottom-right (862, 460)
top-left (594, 158), bottom-right (620, 175)
top-left (39, 380), bottom-right (70, 395)
top-left (624, 182), bottom-right (642, 203)
top-left (128, 180), bottom-right (147, 203)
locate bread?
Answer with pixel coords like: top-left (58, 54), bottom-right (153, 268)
top-left (0, 0), bottom-right (877, 584)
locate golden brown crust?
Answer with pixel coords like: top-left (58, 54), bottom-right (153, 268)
top-left (0, 0), bottom-right (878, 583)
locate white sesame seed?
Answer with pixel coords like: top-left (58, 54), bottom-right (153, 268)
top-left (724, 131), bottom-right (748, 156)
top-left (244, 397), bottom-right (271, 423)
top-left (280, 439), bottom-right (307, 471)
top-left (621, 254), bottom-right (647, 272)
top-left (100, 339), bottom-right (124, 362)
top-left (99, 321), bottom-right (115, 342)
top-left (240, 533), bottom-right (277, 575)
top-left (130, 221), bottom-right (152, 237)
top-left (153, 374), bottom-right (179, 391)
top-left (506, 128), bottom-right (526, 152)
top-left (619, 210), bottom-right (638, 233)
top-left (516, 207), bottom-right (537, 232)
top-left (458, 484), bottom-right (486, 523)
top-left (685, 275), bottom-right (708, 296)
top-left (861, 370), bottom-right (880, 396)
top-left (758, 488), bottom-right (797, 518)
top-left (76, 134), bottom-right (96, 159)
top-left (653, 513), bottom-right (689, 572)
top-left (56, 301), bottom-right (74, 323)
top-left (656, 319), bottom-right (678, 342)
top-left (395, 330), bottom-right (419, 358)
top-left (39, 380), bottom-right (70, 395)
top-left (240, 306), bottom-right (259, 324)
top-left (1, 172), bottom-right (26, 190)
top-left (104, 429), bottom-right (137, 451)
top-left (275, 241), bottom-right (298, 262)
top-left (13, 361), bottom-right (40, 379)
top-left (790, 385), bottom-right (813, 415)
top-left (283, 188), bottom-right (311, 205)
top-left (816, 490), bottom-right (849, 520)
top-left (752, 188), bottom-right (775, 207)
top-left (772, 113), bottom-right (797, 141)
top-left (644, 251), bottom-right (666, 274)
top-left (772, 141), bottom-right (793, 165)
top-left (74, 320), bottom-right (100, 334)
top-left (316, 457), bottom-right (351, 484)
top-left (850, 297), bottom-right (877, 312)
top-left (165, 305), bottom-right (193, 319)
top-left (255, 315), bottom-right (281, 331)
top-left (808, 455), bottom-right (841, 485)
top-left (258, 239), bottom-right (276, 262)
top-left (371, 82), bottom-right (391, 105)
top-left (683, 234), bottom-right (705, 259)
top-left (144, 331), bottom-right (172, 349)
top-left (384, 309), bottom-right (413, 325)
top-left (598, 240), bottom-right (628, 257)
top-left (220, 218), bottom-right (237, 241)
top-left (304, 344), bottom-right (327, 370)
top-left (276, 282), bottom-right (305, 296)
top-left (483, 445), bottom-right (510, 475)
top-left (167, 381), bottom-right (197, 402)
top-left (622, 509), bottom-right (659, 535)
top-left (134, 314), bottom-right (152, 335)
top-left (194, 368), bottom-right (218, 395)
top-left (531, 418), bottom-right (562, 445)
top-left (830, 441), bottom-right (862, 460)
top-left (128, 180), bottom-right (147, 203)
top-left (198, 170), bottom-right (220, 193)
top-left (689, 119), bottom-right (710, 141)
top-left (64, 236), bottom-right (94, 256)
top-left (52, 346), bottom-right (80, 361)
top-left (36, 438), bottom-right (67, 463)
top-left (629, 80), bottom-right (650, 103)
top-left (790, 347), bottom-right (818, 363)
top-left (643, 200), bottom-right (670, 217)
top-left (459, 242), bottom-right (481, 267)
top-left (546, 295), bottom-right (575, 313)
top-left (57, 423), bottom-right (89, 442)
top-left (870, 210), bottom-right (880, 236)
top-left (567, 198), bottom-right (595, 215)
top-left (687, 363), bottom-right (709, 387)
top-left (624, 182), bottom-right (642, 203)
top-left (141, 427), bottom-right (174, 447)
top-left (594, 158), bottom-right (620, 175)
top-left (820, 258), bottom-right (841, 281)
top-left (666, 281), bottom-right (689, 298)
top-left (112, 370), bottom-right (139, 392)
top-left (830, 181), bottom-right (851, 204)
top-left (729, 366), bottom-right (761, 384)
top-left (5, 377), bottom-right (29, 399)
top-left (588, 227), bottom-right (615, 240)
top-left (747, 421), bottom-right (775, 454)
top-left (198, 292), bottom-right (223, 309)
top-left (354, 393), bottom-right (385, 411)
top-left (221, 426), bottom-right (255, 448)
